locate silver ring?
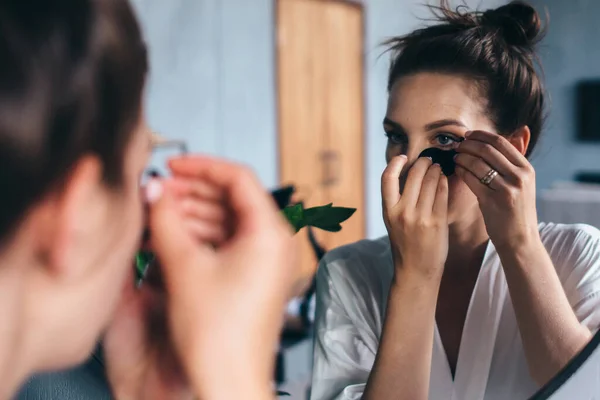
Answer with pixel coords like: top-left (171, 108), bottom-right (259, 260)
top-left (480, 169), bottom-right (498, 186)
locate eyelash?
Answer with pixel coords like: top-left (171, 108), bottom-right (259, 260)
top-left (384, 131), bottom-right (406, 145)
top-left (435, 133), bottom-right (461, 148)
top-left (384, 131), bottom-right (461, 148)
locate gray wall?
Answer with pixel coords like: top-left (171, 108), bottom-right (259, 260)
top-left (131, 0), bottom-right (507, 240)
top-left (527, 0), bottom-right (600, 192)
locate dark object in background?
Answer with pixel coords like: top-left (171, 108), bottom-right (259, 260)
top-left (271, 185), bottom-right (296, 210)
top-left (576, 80), bottom-right (600, 142)
top-left (574, 171), bottom-right (600, 185)
top-left (419, 148), bottom-right (458, 176)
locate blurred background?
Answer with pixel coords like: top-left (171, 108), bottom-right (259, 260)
top-left (128, 0), bottom-right (600, 397)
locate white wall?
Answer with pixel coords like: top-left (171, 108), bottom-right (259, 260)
top-left (131, 0), bottom-right (507, 240)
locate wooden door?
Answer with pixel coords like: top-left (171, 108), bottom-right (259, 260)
top-left (277, 0), bottom-right (365, 275)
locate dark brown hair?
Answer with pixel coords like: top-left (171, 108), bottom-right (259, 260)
top-left (0, 0), bottom-right (147, 244)
top-left (385, 0), bottom-right (545, 158)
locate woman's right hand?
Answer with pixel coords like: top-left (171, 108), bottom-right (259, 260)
top-left (105, 156), bottom-right (299, 400)
top-left (381, 155), bottom-right (449, 280)
top-left (153, 157), bottom-right (299, 399)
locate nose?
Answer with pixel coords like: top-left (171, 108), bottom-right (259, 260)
top-left (404, 142), bottom-right (430, 168)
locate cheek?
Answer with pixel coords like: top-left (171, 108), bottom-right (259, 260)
top-left (108, 177), bottom-right (145, 266)
top-left (125, 181), bottom-right (144, 244)
top-left (447, 175), bottom-right (477, 211)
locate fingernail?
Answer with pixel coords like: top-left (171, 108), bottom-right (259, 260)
top-left (453, 154), bottom-right (458, 160)
top-left (465, 131), bottom-right (473, 137)
top-left (145, 179), bottom-right (163, 204)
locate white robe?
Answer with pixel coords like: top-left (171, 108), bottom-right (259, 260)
top-left (310, 223), bottom-right (600, 400)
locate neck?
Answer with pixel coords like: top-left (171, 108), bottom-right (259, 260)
top-left (0, 250), bottom-right (36, 399)
top-left (446, 207), bottom-right (489, 271)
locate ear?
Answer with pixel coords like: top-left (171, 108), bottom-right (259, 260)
top-left (34, 155), bottom-right (104, 279)
top-left (508, 126), bottom-right (531, 156)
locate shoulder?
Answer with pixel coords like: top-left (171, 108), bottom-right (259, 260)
top-left (317, 236), bottom-right (393, 301)
top-left (322, 236), bottom-right (391, 265)
top-left (539, 222), bottom-right (600, 301)
top-left (539, 222), bottom-right (600, 257)
top-left (319, 236), bottom-right (391, 278)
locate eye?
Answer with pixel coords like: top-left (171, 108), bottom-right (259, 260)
top-left (435, 134), bottom-right (460, 148)
top-left (385, 131), bottom-right (406, 145)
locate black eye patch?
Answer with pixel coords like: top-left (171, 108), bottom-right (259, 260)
top-left (418, 147), bottom-right (458, 176)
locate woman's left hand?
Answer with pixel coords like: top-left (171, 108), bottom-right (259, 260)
top-left (454, 130), bottom-right (540, 249)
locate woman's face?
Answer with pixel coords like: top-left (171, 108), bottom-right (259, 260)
top-left (384, 72), bottom-right (496, 223)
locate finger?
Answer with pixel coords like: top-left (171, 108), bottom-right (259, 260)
top-left (465, 130), bottom-right (528, 168)
top-left (147, 179), bottom-right (213, 294)
top-left (402, 157), bottom-right (433, 207)
top-left (455, 165), bottom-right (502, 200)
top-left (432, 174), bottom-right (448, 219)
top-left (454, 153), bottom-right (498, 191)
top-left (185, 219), bottom-right (228, 246)
top-left (168, 156), bottom-right (275, 237)
top-left (457, 139), bottom-right (518, 180)
top-left (179, 178), bottom-right (222, 202)
top-left (381, 155), bottom-right (408, 210)
top-left (454, 153), bottom-right (507, 191)
top-left (416, 163), bottom-right (442, 213)
top-left (164, 178), bottom-right (222, 203)
top-left (180, 198), bottom-right (227, 224)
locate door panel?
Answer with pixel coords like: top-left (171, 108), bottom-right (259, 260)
top-left (277, 0), bottom-right (365, 275)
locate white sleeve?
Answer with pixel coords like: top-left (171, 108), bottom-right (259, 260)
top-left (553, 224), bottom-right (600, 331)
top-left (310, 260), bottom-right (377, 400)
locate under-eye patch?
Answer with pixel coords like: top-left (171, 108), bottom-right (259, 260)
top-left (418, 147), bottom-right (458, 176)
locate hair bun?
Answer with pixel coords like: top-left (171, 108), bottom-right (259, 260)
top-left (481, 1), bottom-right (543, 47)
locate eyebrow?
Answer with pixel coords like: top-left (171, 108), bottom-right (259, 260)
top-left (424, 119), bottom-right (467, 131)
top-left (383, 117), bottom-right (467, 138)
top-left (383, 117), bottom-right (404, 131)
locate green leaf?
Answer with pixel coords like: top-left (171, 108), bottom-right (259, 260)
top-left (313, 224), bottom-right (342, 232)
top-left (302, 203), bottom-right (333, 225)
top-left (135, 251), bottom-right (154, 280)
top-left (281, 203), bottom-right (356, 233)
top-left (281, 203), bottom-right (305, 232)
top-left (303, 205), bottom-right (356, 231)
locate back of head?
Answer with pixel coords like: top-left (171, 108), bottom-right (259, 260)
top-left (385, 0), bottom-right (546, 157)
top-left (0, 0), bottom-right (147, 246)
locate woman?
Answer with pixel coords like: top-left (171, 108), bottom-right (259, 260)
top-left (311, 2), bottom-right (600, 400)
top-left (0, 0), bottom-right (300, 399)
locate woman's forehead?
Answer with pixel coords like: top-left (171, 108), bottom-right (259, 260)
top-left (386, 72), bottom-right (487, 128)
